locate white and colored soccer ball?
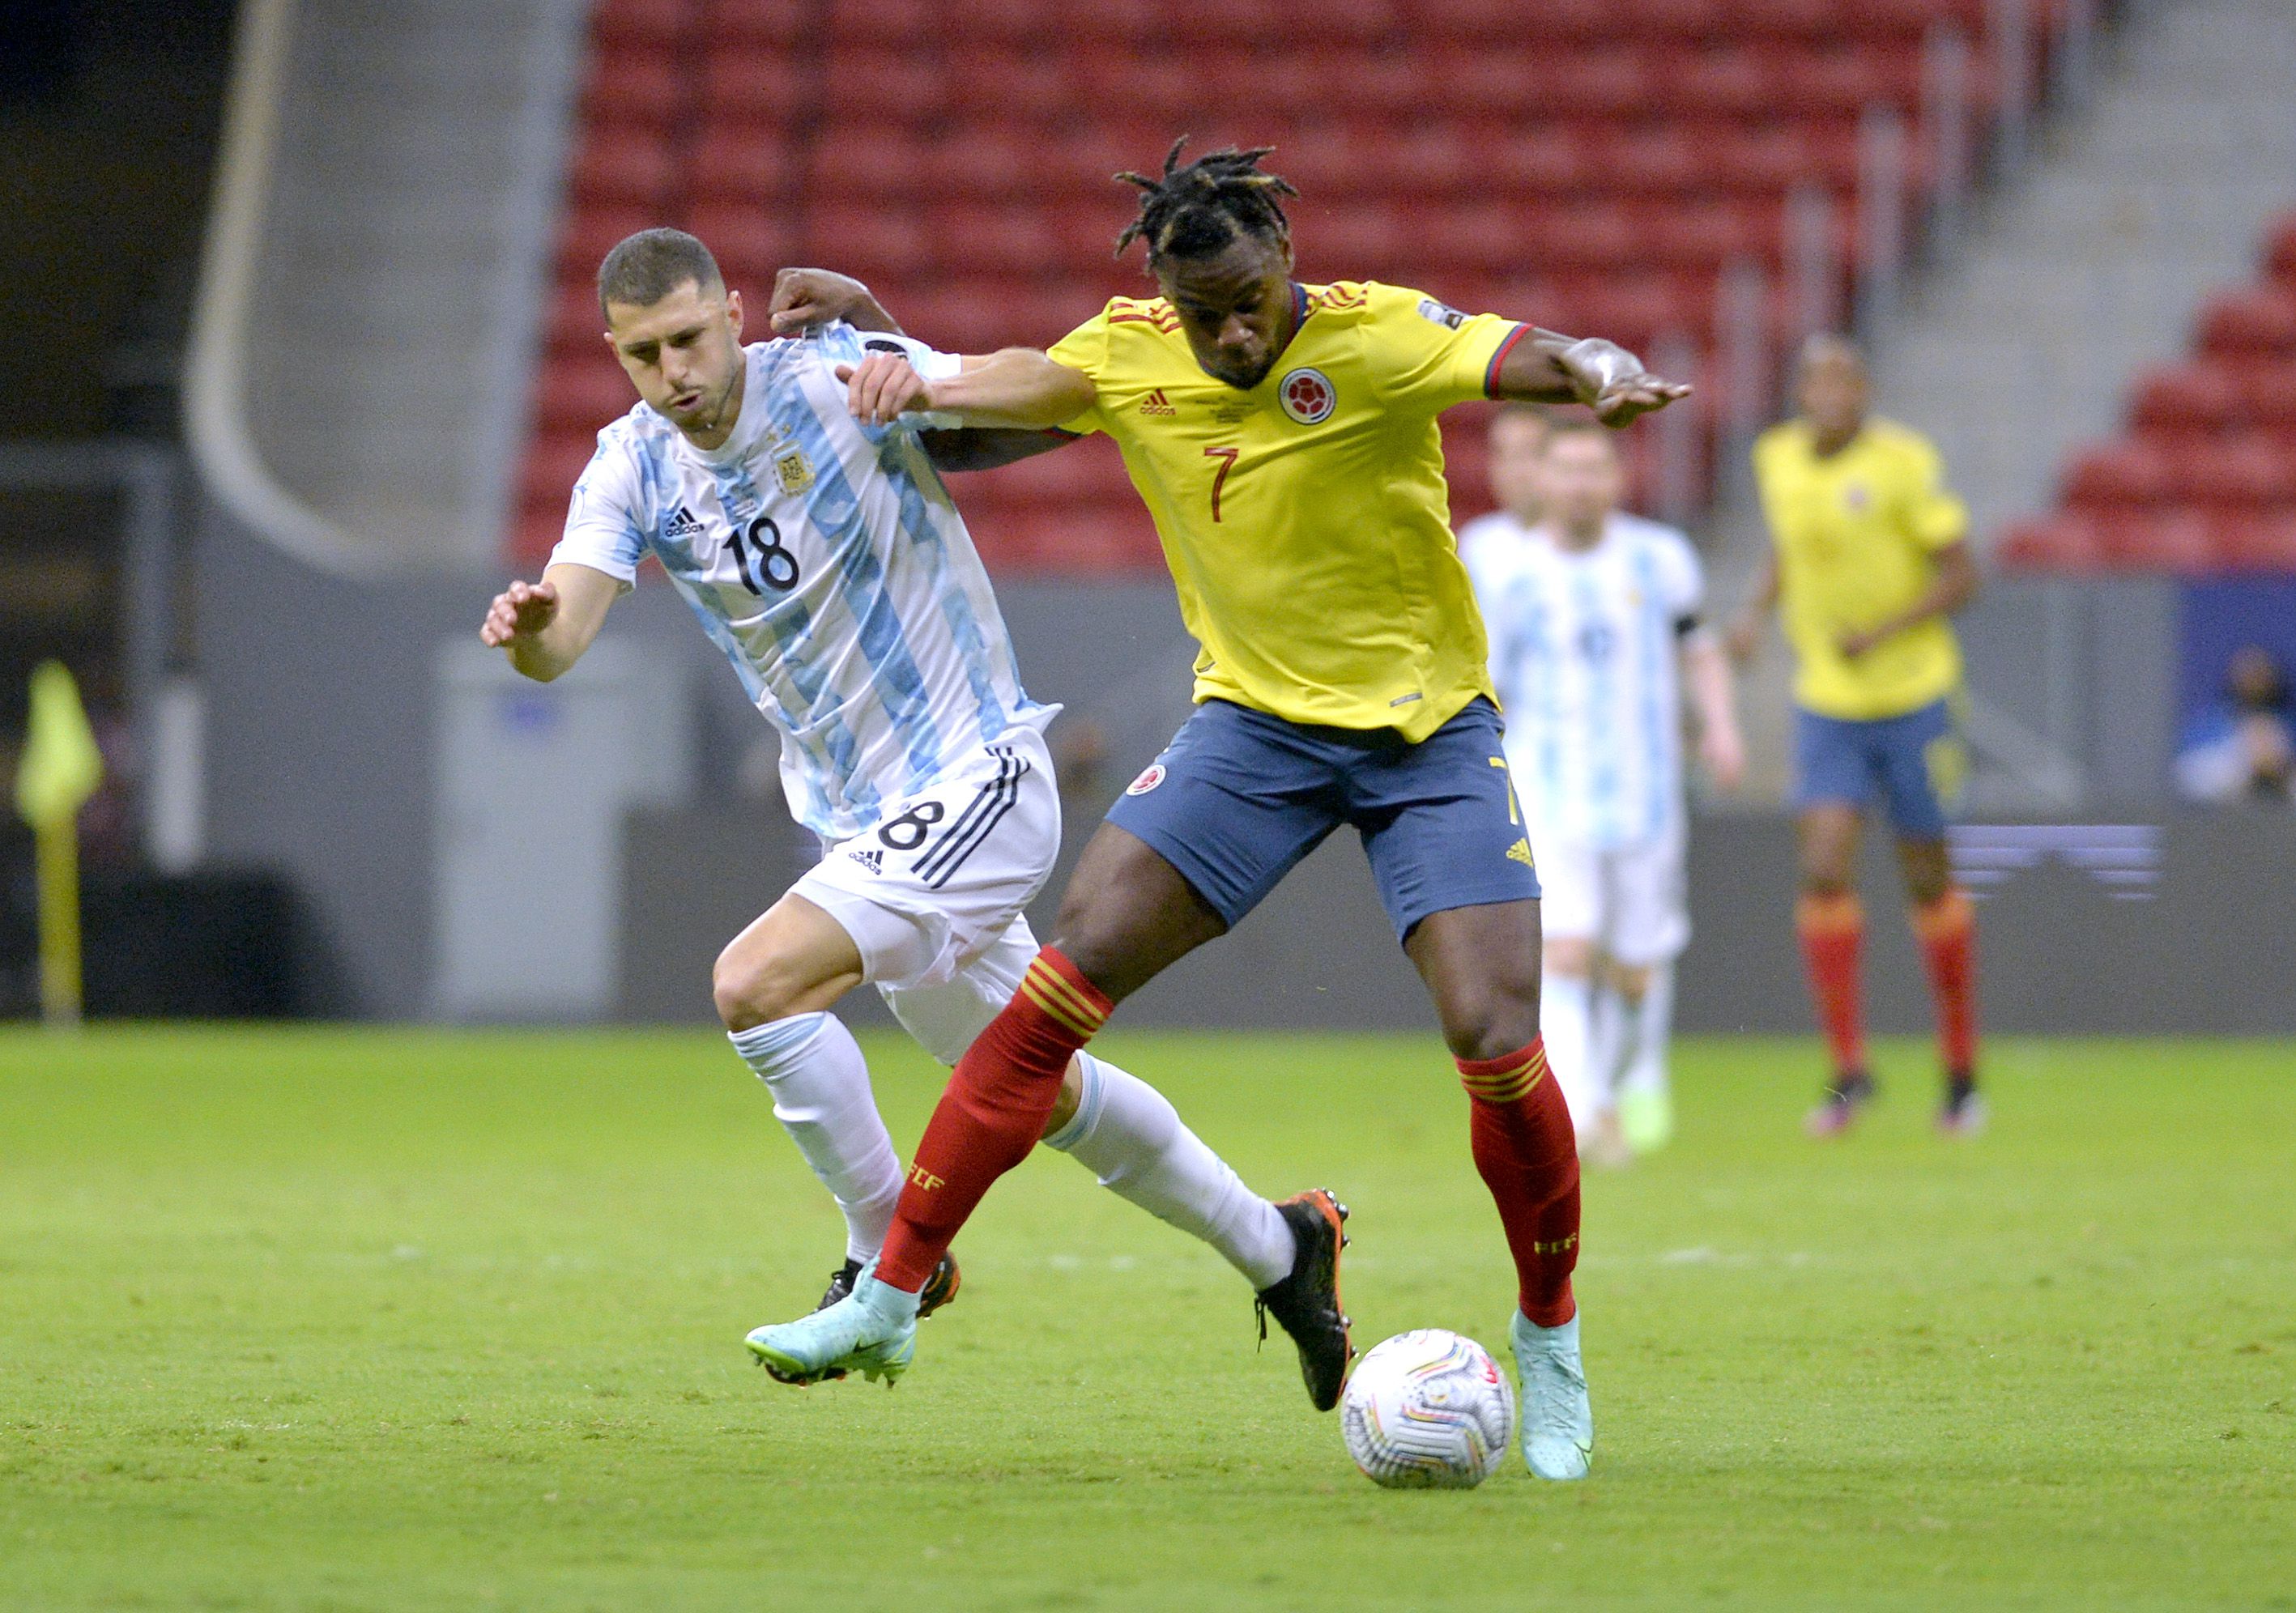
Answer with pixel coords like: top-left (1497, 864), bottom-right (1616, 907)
top-left (1340, 1329), bottom-right (1515, 1489)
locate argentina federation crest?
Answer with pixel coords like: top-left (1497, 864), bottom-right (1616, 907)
top-left (773, 448), bottom-right (816, 496)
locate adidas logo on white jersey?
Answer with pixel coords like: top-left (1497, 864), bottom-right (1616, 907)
top-left (662, 504), bottom-right (705, 538)
top-left (846, 847), bottom-right (884, 874)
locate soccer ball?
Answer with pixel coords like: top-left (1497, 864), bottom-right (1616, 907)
top-left (1340, 1329), bottom-right (1515, 1489)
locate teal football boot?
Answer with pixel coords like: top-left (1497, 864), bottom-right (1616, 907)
top-left (1510, 1309), bottom-right (1594, 1480)
top-left (747, 1265), bottom-right (920, 1386)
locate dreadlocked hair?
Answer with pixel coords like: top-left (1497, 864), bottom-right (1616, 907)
top-left (1113, 137), bottom-right (1298, 264)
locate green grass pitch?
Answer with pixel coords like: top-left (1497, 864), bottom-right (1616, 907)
top-left (3, 1026), bottom-right (2292, 1611)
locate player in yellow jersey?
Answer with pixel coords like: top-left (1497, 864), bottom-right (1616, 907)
top-left (746, 143), bottom-right (1687, 1481)
top-left (1726, 334), bottom-right (1985, 1137)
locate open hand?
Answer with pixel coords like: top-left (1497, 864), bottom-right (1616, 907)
top-left (770, 267), bottom-right (881, 335)
top-left (1558, 338), bottom-right (1692, 427)
top-left (480, 577), bottom-right (558, 647)
top-left (837, 352), bottom-right (932, 426)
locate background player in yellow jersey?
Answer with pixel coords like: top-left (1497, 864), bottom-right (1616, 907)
top-left (748, 142), bottom-right (1689, 1483)
top-left (1727, 334), bottom-right (1986, 1137)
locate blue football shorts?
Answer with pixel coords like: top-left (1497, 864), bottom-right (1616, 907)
top-left (1790, 696), bottom-right (1965, 840)
top-left (1104, 696), bottom-right (1542, 943)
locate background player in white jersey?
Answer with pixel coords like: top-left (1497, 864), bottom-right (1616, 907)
top-left (1463, 416), bottom-right (1744, 1160)
top-left (477, 231), bottom-right (1348, 1399)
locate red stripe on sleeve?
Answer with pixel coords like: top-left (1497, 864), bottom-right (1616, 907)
top-left (1484, 322), bottom-right (1532, 398)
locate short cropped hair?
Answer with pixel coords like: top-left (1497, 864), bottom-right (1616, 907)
top-left (1542, 416), bottom-right (1616, 453)
top-left (598, 228), bottom-right (724, 317)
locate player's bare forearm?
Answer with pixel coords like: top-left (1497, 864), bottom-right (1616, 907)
top-left (768, 268), bottom-right (901, 337)
top-left (480, 563), bottom-right (618, 683)
top-left (1681, 635), bottom-right (1747, 789)
top-left (1838, 543), bottom-right (1979, 658)
top-left (931, 350), bottom-right (1097, 429)
top-left (922, 428), bottom-right (1073, 473)
top-left (1491, 329), bottom-right (1691, 426)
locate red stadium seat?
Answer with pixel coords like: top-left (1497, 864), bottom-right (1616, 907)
top-left (2095, 510), bottom-right (2213, 572)
top-left (1481, 123), bottom-right (1597, 194)
top-left (2263, 211), bottom-right (2296, 285)
top-left (532, 359), bottom-right (636, 434)
top-left (1996, 514), bottom-right (2102, 571)
top-left (2198, 287), bottom-right (2296, 356)
top-left (802, 126), bottom-right (932, 201)
top-left (568, 129), bottom-right (679, 209)
top-left (1590, 123), bottom-right (1703, 194)
top-left (581, 45), bottom-right (683, 132)
top-left (2243, 360), bottom-right (2296, 440)
top-left (1666, 45), bottom-right (1778, 118)
top-left (941, 47), bottom-right (1073, 123)
top-left (556, 203), bottom-right (656, 281)
top-left (683, 203), bottom-right (794, 287)
top-left (712, 0), bottom-right (807, 48)
top-left (2061, 440), bottom-right (2172, 510)
top-left (701, 47), bottom-right (813, 128)
top-left (2211, 513), bottom-right (2296, 570)
top-left (591, 0), bottom-right (696, 50)
top-left (2130, 362), bottom-right (2243, 436)
top-left (820, 49), bottom-right (949, 123)
top-left (689, 127), bottom-right (798, 205)
top-left (2166, 436), bottom-right (2296, 511)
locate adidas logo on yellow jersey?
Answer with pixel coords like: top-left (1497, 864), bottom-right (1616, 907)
top-left (1139, 388), bottom-right (1177, 416)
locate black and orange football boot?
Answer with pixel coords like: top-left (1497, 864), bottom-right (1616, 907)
top-left (1253, 1189), bottom-right (1353, 1411)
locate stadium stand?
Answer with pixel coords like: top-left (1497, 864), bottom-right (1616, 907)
top-left (2000, 210), bottom-right (2296, 573)
top-left (518, 0), bottom-right (2081, 574)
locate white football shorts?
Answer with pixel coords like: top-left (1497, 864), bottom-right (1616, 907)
top-left (793, 726), bottom-right (1061, 1064)
top-left (1531, 825), bottom-right (1690, 968)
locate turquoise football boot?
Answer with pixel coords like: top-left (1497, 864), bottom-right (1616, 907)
top-left (747, 1265), bottom-right (920, 1386)
top-left (1510, 1310), bottom-right (1594, 1480)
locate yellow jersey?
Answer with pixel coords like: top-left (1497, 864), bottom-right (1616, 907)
top-left (1751, 416), bottom-right (1970, 721)
top-left (1046, 280), bottom-right (1523, 740)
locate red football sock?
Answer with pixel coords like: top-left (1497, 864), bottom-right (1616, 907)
top-left (874, 947), bottom-right (1112, 1292)
top-left (1796, 891), bottom-right (1866, 1076)
top-left (1912, 887), bottom-right (1979, 1075)
top-left (1459, 1041), bottom-right (1580, 1329)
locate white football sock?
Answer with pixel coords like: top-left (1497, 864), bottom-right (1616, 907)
top-left (1588, 981), bottom-right (1627, 1105)
top-left (1540, 970), bottom-right (1604, 1124)
top-left (1043, 1053), bottom-right (1297, 1290)
top-left (1617, 964), bottom-right (1675, 1100)
top-left (729, 1013), bottom-right (901, 1265)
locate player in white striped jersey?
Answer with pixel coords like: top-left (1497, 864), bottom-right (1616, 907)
top-left (1462, 415), bottom-right (1744, 1160)
top-left (481, 233), bottom-right (1344, 1394)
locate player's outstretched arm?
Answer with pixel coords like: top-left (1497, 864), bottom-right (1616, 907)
top-left (479, 563), bottom-right (620, 683)
top-left (1837, 541), bottom-right (1980, 660)
top-left (1493, 330), bottom-right (1690, 427)
top-left (838, 349), bottom-right (1096, 431)
top-left (918, 428), bottom-right (1073, 472)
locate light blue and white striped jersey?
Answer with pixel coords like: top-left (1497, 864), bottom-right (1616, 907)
top-left (551, 323), bottom-right (1053, 839)
top-left (1462, 510), bottom-right (1705, 849)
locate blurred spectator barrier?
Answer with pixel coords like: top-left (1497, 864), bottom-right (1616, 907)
top-left (431, 636), bottom-right (692, 1021)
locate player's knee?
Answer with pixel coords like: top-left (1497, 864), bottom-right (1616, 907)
top-left (711, 946), bottom-right (807, 1032)
top-left (1608, 960), bottom-right (1654, 1001)
top-left (1438, 986), bottom-right (1542, 1064)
